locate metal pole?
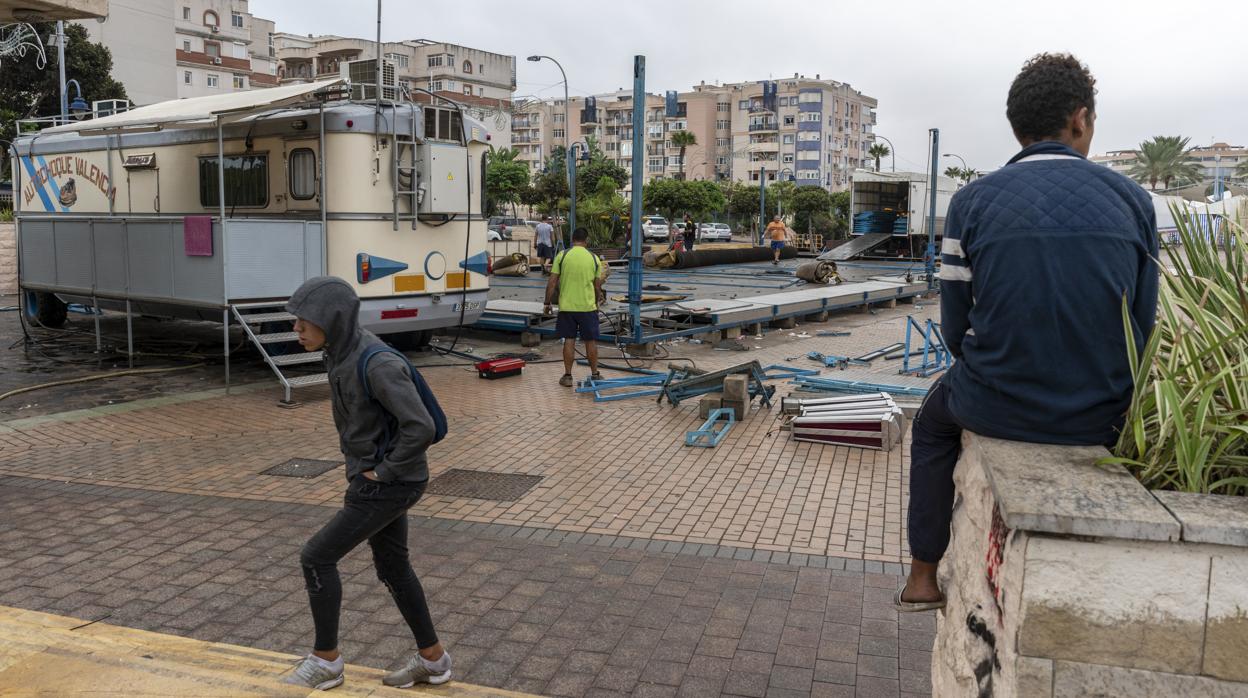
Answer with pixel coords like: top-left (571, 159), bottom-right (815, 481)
top-left (758, 166), bottom-right (766, 245)
top-left (628, 55), bottom-right (646, 344)
top-left (125, 299), bottom-right (134, 368)
top-left (568, 143), bottom-right (577, 236)
top-left (217, 121), bottom-right (229, 388)
top-left (926, 128), bottom-right (939, 289)
top-left (375, 0), bottom-right (382, 114)
top-left (318, 101), bottom-right (327, 272)
top-left (56, 21), bottom-right (67, 122)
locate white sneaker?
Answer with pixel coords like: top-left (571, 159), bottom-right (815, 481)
top-left (282, 654), bottom-right (345, 691)
top-left (383, 652), bottom-right (452, 688)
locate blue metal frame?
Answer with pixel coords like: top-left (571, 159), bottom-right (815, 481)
top-left (791, 375), bottom-right (931, 397)
top-left (761, 364), bottom-right (821, 380)
top-left (686, 408), bottom-right (735, 448)
top-left (899, 315), bottom-right (952, 377)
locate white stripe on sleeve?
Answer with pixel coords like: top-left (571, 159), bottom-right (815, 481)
top-left (939, 265), bottom-right (973, 282)
top-left (941, 238), bottom-right (965, 257)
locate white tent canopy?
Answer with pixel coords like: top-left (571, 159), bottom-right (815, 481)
top-left (42, 79), bottom-right (345, 135)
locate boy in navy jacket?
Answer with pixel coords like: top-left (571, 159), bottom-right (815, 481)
top-left (897, 54), bottom-right (1158, 611)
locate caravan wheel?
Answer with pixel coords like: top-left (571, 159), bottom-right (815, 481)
top-left (386, 330), bottom-right (433, 351)
top-left (23, 290), bottom-right (68, 328)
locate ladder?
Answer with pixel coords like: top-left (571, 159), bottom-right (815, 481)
top-left (230, 302), bottom-right (329, 404)
top-left (392, 104), bottom-right (420, 230)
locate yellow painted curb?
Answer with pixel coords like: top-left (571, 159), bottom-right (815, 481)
top-left (0, 606), bottom-right (538, 697)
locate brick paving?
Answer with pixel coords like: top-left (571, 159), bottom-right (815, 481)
top-left (0, 291), bottom-right (942, 695)
top-left (0, 476), bottom-right (934, 696)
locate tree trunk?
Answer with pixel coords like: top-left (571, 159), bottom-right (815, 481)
top-left (678, 145), bottom-right (687, 180)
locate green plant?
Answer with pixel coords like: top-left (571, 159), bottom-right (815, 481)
top-left (483, 147), bottom-right (528, 216)
top-left (1128, 136), bottom-right (1201, 191)
top-left (670, 130), bottom-right (696, 180)
top-left (868, 143), bottom-right (890, 172)
top-left (1105, 203), bottom-right (1248, 495)
top-left (0, 208), bottom-right (13, 222)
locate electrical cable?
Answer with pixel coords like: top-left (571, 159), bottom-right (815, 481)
top-left (0, 363), bottom-right (205, 404)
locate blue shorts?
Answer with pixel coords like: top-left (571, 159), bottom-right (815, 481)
top-left (556, 311), bottom-right (599, 341)
top-left (536, 243), bottom-right (554, 260)
top-left (771, 241), bottom-right (786, 251)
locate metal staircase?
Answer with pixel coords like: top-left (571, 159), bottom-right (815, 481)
top-left (231, 302), bottom-right (328, 404)
top-left (392, 105), bottom-right (420, 230)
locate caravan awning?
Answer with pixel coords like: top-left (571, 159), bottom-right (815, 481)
top-left (41, 79), bottom-right (345, 135)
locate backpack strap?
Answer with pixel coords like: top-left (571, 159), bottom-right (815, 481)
top-left (357, 344), bottom-right (409, 463)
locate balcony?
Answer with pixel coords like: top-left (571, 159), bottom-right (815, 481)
top-left (749, 121), bottom-right (778, 132)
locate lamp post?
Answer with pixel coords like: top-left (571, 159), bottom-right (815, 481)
top-left (566, 141), bottom-right (590, 241)
top-left (776, 166), bottom-right (794, 221)
top-left (65, 79), bottom-right (89, 118)
top-left (527, 55), bottom-right (571, 240)
top-left (55, 21), bottom-right (68, 122)
top-left (874, 134), bottom-right (896, 172)
top-left (942, 152), bottom-right (969, 176)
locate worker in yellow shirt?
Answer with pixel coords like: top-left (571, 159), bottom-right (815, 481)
top-left (765, 215), bottom-right (789, 264)
top-left (544, 227), bottom-right (607, 387)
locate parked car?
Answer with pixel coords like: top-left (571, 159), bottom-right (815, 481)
top-left (487, 216), bottom-right (522, 240)
top-left (698, 222), bottom-right (732, 242)
top-left (642, 216), bottom-right (669, 241)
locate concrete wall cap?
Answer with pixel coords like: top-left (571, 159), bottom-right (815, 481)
top-left (969, 433), bottom-right (1181, 542)
top-left (1153, 490), bottom-right (1248, 547)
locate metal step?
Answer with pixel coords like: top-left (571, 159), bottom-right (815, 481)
top-left (240, 311), bottom-right (296, 325)
top-left (257, 331), bottom-right (299, 344)
top-left (271, 351), bottom-right (323, 366)
top-left (286, 373), bottom-right (329, 388)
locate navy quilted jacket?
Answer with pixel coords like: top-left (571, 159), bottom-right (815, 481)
top-left (939, 141), bottom-right (1158, 445)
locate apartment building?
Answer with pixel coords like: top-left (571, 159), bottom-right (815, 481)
top-left (76, 0), bottom-right (276, 106)
top-left (513, 74), bottom-right (877, 194)
top-left (1092, 142), bottom-right (1248, 189)
top-left (175, 0), bottom-right (278, 98)
top-left (274, 34), bottom-right (516, 145)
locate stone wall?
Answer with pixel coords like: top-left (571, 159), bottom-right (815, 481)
top-left (0, 223), bottom-right (16, 295)
top-left (933, 434), bottom-right (1248, 697)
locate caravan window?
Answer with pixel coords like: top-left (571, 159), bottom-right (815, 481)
top-left (288, 149), bottom-right (316, 200)
top-left (199, 154), bottom-right (268, 208)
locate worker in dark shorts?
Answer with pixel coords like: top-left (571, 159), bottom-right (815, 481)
top-left (544, 227), bottom-right (606, 387)
top-left (534, 216), bottom-right (556, 275)
top-left (684, 214), bottom-right (697, 252)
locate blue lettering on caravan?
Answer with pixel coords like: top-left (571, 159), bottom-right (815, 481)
top-left (20, 156), bottom-right (55, 213)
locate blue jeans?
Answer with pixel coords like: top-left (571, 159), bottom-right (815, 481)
top-left (300, 476), bottom-right (438, 651)
top-left (907, 377), bottom-right (963, 563)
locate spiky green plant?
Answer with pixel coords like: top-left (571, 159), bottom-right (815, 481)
top-left (1104, 202), bottom-right (1248, 495)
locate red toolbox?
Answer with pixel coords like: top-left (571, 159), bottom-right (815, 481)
top-left (475, 357), bottom-right (525, 379)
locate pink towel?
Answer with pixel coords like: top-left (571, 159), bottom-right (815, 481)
top-left (184, 216), bottom-right (213, 256)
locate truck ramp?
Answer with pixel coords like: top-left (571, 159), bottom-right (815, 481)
top-left (819, 233), bottom-right (892, 261)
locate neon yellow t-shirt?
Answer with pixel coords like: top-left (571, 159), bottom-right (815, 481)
top-left (552, 246), bottom-right (603, 312)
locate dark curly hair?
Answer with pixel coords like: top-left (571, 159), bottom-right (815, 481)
top-left (1006, 53), bottom-right (1097, 142)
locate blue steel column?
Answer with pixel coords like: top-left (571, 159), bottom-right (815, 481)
top-left (758, 166), bottom-right (766, 245)
top-left (628, 56), bottom-right (646, 343)
top-left (926, 128), bottom-right (939, 289)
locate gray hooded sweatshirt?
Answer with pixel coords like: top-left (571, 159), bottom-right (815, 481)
top-left (286, 276), bottom-right (435, 483)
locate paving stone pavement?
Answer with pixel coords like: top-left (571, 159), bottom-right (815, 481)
top-left (0, 475), bottom-right (935, 697)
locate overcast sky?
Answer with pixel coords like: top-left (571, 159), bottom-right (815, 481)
top-left (254, 0), bottom-right (1248, 173)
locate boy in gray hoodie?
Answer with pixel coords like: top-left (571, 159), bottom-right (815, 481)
top-left (281, 276), bottom-right (451, 691)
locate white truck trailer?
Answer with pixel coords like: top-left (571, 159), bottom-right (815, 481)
top-left (823, 170), bottom-right (959, 261)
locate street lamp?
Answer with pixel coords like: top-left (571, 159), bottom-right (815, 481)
top-left (527, 55), bottom-right (572, 240)
top-left (874, 134), bottom-right (896, 172)
top-left (776, 166), bottom-right (794, 221)
top-left (65, 79), bottom-right (89, 118)
top-left (942, 153), bottom-right (968, 171)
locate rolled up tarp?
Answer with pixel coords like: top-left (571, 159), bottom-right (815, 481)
top-left (795, 260), bottom-right (840, 284)
top-left (664, 246), bottom-right (798, 269)
top-left (492, 252), bottom-right (529, 276)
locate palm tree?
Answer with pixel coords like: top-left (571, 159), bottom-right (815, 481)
top-left (868, 143), bottom-right (891, 172)
top-left (1128, 136), bottom-right (1202, 191)
top-left (943, 166), bottom-right (962, 181)
top-left (671, 130), bottom-right (697, 180)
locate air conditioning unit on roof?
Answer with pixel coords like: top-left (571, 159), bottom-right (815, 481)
top-left (341, 58), bottom-right (398, 101)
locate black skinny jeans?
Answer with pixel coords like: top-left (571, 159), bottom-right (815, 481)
top-left (907, 377), bottom-right (963, 564)
top-left (300, 476), bottom-right (438, 652)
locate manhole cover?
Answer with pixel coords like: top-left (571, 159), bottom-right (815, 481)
top-left (426, 469), bottom-right (541, 501)
top-left (262, 458), bottom-right (342, 478)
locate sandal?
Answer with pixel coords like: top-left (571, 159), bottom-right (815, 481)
top-left (894, 583), bottom-right (946, 612)
top-left (559, 374), bottom-right (573, 387)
